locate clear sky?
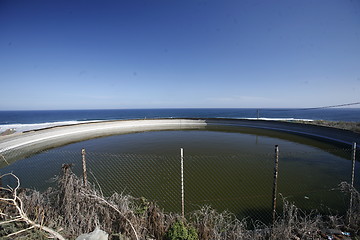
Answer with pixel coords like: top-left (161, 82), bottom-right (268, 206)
top-left (1, 0), bottom-right (359, 110)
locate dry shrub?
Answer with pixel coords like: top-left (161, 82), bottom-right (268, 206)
top-left (1, 165), bottom-right (176, 239)
top-left (146, 203), bottom-right (175, 239)
top-left (270, 196), bottom-right (322, 239)
top-left (191, 206), bottom-right (254, 240)
top-left (339, 181), bottom-right (360, 235)
top-left (2, 169), bottom-right (359, 239)
top-left (0, 173), bottom-right (66, 239)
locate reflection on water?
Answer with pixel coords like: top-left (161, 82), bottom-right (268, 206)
top-left (1, 128), bottom-right (358, 223)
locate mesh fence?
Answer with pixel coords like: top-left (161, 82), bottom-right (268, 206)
top-left (0, 146), bottom-right (359, 224)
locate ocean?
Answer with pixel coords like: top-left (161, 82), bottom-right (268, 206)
top-left (0, 108), bottom-right (359, 133)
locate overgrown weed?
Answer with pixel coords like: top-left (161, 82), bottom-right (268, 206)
top-left (339, 181), bottom-right (360, 235)
top-left (1, 169), bottom-right (359, 239)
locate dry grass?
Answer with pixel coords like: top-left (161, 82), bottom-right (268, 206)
top-left (1, 168), bottom-right (359, 239)
top-left (191, 206), bottom-right (255, 240)
top-left (294, 120), bottom-right (360, 133)
top-left (1, 165), bottom-right (177, 239)
top-left (339, 181), bottom-right (360, 235)
top-left (270, 196), bottom-right (322, 239)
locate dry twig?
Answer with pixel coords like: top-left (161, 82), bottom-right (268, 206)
top-left (0, 154), bottom-right (10, 165)
top-left (0, 173), bottom-right (66, 239)
top-left (85, 193), bottom-right (139, 240)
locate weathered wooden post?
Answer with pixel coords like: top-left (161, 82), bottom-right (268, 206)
top-left (181, 148), bottom-right (184, 219)
top-left (272, 145), bottom-right (279, 224)
top-left (81, 148), bottom-right (88, 186)
top-left (349, 142), bottom-right (357, 224)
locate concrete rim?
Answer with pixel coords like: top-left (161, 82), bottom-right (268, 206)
top-left (0, 118), bottom-right (359, 165)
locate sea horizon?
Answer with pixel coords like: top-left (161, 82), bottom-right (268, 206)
top-left (1, 106), bottom-right (360, 111)
top-left (0, 108), bottom-right (360, 133)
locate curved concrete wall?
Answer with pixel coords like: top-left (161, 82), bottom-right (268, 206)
top-left (204, 118), bottom-right (360, 147)
top-left (0, 119), bottom-right (207, 154)
top-left (0, 118), bottom-right (359, 165)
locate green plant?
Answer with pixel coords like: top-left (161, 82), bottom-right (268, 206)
top-left (134, 196), bottom-right (149, 215)
top-left (165, 221), bottom-right (198, 240)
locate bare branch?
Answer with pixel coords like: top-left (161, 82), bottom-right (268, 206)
top-left (85, 193), bottom-right (139, 240)
top-left (0, 172), bottom-right (66, 240)
top-left (0, 154), bottom-right (10, 165)
top-left (0, 218), bottom-right (23, 225)
top-left (7, 226), bottom-right (35, 237)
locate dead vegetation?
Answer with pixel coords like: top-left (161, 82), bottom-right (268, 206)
top-left (1, 167), bottom-right (359, 239)
top-left (1, 166), bottom-right (178, 239)
top-left (339, 181), bottom-right (360, 235)
top-left (294, 120), bottom-right (360, 133)
top-left (270, 196), bottom-right (323, 239)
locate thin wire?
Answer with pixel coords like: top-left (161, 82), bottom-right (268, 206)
top-left (264, 102), bottom-right (360, 111)
top-left (297, 102), bottom-right (360, 110)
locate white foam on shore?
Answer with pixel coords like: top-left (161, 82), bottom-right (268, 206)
top-left (0, 120), bottom-right (103, 133)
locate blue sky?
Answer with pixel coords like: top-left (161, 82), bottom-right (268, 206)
top-left (1, 0), bottom-right (359, 110)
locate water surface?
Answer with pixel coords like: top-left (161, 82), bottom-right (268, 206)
top-left (1, 128), bottom-right (358, 222)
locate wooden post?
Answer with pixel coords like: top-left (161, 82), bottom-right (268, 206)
top-left (181, 148), bottom-right (184, 219)
top-left (81, 148), bottom-right (87, 186)
top-left (349, 142), bottom-right (357, 224)
top-left (272, 145), bottom-right (279, 224)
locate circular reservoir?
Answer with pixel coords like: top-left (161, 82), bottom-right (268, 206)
top-left (1, 126), bottom-right (359, 223)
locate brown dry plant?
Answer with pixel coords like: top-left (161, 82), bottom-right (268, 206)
top-left (191, 205), bottom-right (255, 240)
top-left (270, 196), bottom-right (322, 239)
top-left (1, 168), bottom-right (359, 239)
top-left (339, 181), bottom-right (360, 235)
top-left (0, 165), bottom-right (177, 239)
top-left (0, 173), bottom-right (65, 239)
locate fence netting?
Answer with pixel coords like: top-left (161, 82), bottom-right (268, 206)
top-left (0, 146), bottom-right (359, 224)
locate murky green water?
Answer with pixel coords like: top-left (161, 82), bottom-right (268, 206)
top-left (1, 127), bottom-right (358, 222)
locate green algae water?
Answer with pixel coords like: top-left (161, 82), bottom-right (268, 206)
top-left (1, 127), bottom-right (358, 223)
